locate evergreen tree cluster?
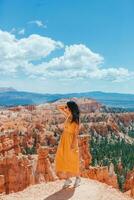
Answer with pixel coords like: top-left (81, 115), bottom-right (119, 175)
top-left (89, 133), bottom-right (134, 191)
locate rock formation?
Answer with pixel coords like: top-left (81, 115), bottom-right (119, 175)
top-left (124, 169), bottom-right (134, 198)
top-left (0, 97), bottom-right (133, 195)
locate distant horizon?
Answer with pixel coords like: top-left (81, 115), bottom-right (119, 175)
top-left (0, 86), bottom-right (134, 95)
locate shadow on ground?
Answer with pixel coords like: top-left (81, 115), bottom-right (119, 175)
top-left (44, 187), bottom-right (75, 200)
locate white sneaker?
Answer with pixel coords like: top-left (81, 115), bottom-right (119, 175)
top-left (62, 178), bottom-right (72, 189)
top-left (73, 177), bottom-right (81, 187)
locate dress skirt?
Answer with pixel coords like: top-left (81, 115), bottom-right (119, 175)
top-left (54, 121), bottom-right (80, 177)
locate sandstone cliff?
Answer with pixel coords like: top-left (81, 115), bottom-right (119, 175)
top-left (0, 97), bottom-right (133, 197)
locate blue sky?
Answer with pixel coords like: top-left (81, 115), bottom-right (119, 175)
top-left (0, 0), bottom-right (134, 94)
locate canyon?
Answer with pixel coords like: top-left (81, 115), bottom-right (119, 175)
top-left (0, 97), bottom-right (134, 198)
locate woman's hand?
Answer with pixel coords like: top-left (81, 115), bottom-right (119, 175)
top-left (57, 104), bottom-right (65, 109)
top-left (57, 104), bottom-right (68, 117)
top-left (70, 143), bottom-right (79, 153)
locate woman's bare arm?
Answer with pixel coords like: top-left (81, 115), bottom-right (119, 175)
top-left (57, 104), bottom-right (68, 117)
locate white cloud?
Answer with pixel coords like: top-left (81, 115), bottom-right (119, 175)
top-left (28, 20), bottom-right (47, 28)
top-left (25, 44), bottom-right (133, 82)
top-left (97, 68), bottom-right (132, 81)
top-left (49, 44), bottom-right (104, 70)
top-left (18, 34), bottom-right (63, 60)
top-left (0, 29), bottom-right (133, 82)
top-left (10, 27), bottom-right (16, 34)
top-left (10, 28), bottom-right (25, 35)
top-left (18, 28), bottom-right (25, 35)
top-left (0, 29), bottom-right (63, 74)
top-left (88, 67), bottom-right (134, 82)
top-left (24, 44), bottom-right (104, 78)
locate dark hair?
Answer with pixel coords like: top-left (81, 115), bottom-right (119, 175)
top-left (66, 101), bottom-right (80, 124)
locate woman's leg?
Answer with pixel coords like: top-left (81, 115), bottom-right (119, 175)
top-left (65, 171), bottom-right (80, 180)
top-left (62, 172), bottom-right (72, 189)
top-left (73, 176), bottom-right (81, 187)
top-left (65, 171), bottom-right (72, 180)
top-left (66, 172), bottom-right (81, 180)
top-left (75, 171), bottom-right (81, 178)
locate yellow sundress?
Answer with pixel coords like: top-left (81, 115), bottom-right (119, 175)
top-left (54, 117), bottom-right (80, 177)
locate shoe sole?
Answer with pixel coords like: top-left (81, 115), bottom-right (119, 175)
top-left (62, 181), bottom-right (72, 189)
top-left (73, 183), bottom-right (80, 188)
top-left (62, 185), bottom-right (71, 189)
top-left (73, 179), bottom-right (81, 188)
top-left (62, 184), bottom-right (72, 189)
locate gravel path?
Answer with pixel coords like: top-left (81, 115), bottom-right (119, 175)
top-left (0, 177), bottom-right (133, 200)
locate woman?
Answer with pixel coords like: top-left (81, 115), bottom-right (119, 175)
top-left (54, 100), bottom-right (81, 189)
